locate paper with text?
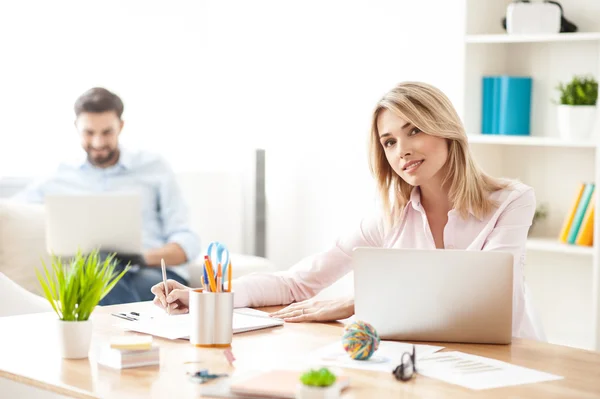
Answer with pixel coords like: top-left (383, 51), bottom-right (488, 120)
top-left (417, 351), bottom-right (563, 390)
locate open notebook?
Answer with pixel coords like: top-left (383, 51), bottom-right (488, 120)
top-left (116, 308), bottom-right (283, 340)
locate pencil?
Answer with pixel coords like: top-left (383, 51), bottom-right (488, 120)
top-left (204, 255), bottom-right (217, 293)
top-left (227, 261), bottom-right (232, 292)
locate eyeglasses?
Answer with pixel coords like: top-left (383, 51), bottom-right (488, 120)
top-left (392, 345), bottom-right (416, 381)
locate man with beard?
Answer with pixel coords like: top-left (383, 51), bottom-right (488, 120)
top-left (14, 87), bottom-right (200, 305)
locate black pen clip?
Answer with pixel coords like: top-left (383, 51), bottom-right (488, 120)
top-left (111, 312), bottom-right (138, 321)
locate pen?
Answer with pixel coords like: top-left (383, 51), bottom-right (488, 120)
top-left (203, 263), bottom-right (209, 292)
top-left (111, 313), bottom-right (136, 321)
top-left (201, 274), bottom-right (207, 292)
top-left (161, 258), bottom-right (171, 315)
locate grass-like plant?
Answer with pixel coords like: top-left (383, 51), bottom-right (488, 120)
top-left (300, 368), bottom-right (337, 387)
top-left (36, 249), bottom-right (130, 321)
top-left (556, 75), bottom-right (598, 106)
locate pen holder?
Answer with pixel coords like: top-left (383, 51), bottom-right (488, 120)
top-left (189, 290), bottom-right (234, 347)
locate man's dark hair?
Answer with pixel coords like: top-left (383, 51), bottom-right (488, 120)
top-left (74, 87), bottom-right (124, 119)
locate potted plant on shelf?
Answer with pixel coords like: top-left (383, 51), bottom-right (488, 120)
top-left (529, 203), bottom-right (549, 236)
top-left (36, 249), bottom-right (129, 359)
top-left (555, 75), bottom-right (598, 140)
top-left (296, 367), bottom-right (340, 399)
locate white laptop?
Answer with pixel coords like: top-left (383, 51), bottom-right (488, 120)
top-left (352, 247), bottom-right (513, 344)
top-left (45, 194), bottom-right (143, 257)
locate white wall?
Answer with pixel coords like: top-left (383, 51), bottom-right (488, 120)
top-left (0, 0), bottom-right (466, 266)
top-left (0, 0), bottom-right (213, 177)
top-left (249, 1), bottom-right (467, 268)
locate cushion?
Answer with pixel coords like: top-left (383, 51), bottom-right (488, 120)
top-left (0, 272), bottom-right (51, 316)
top-left (0, 199), bottom-right (277, 294)
top-left (0, 201), bottom-right (50, 294)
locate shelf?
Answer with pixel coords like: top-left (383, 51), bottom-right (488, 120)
top-left (465, 32), bottom-right (600, 44)
top-left (467, 134), bottom-right (598, 149)
top-left (527, 237), bottom-right (594, 256)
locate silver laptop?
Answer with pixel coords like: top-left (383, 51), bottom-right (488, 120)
top-left (352, 247), bottom-right (513, 344)
top-left (45, 194), bottom-right (143, 257)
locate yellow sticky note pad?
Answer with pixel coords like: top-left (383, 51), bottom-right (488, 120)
top-left (110, 335), bottom-right (153, 351)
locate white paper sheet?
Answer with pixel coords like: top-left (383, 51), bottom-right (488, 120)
top-left (417, 351), bottom-right (563, 390)
top-left (115, 308), bottom-right (283, 339)
top-left (305, 341), bottom-right (444, 373)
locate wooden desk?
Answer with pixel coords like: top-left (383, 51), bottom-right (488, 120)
top-left (1, 302), bottom-right (600, 399)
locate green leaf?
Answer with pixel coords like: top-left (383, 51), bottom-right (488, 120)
top-left (35, 267), bottom-right (60, 318)
top-left (35, 248), bottom-right (129, 321)
top-left (299, 368), bottom-right (337, 387)
top-left (556, 75), bottom-right (598, 106)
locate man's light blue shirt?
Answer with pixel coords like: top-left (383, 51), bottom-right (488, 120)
top-left (13, 147), bottom-right (201, 280)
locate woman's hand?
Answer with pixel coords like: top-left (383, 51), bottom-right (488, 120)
top-left (150, 279), bottom-right (192, 315)
top-left (269, 298), bottom-right (355, 322)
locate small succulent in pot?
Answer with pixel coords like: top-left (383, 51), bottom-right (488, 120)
top-left (296, 368), bottom-right (340, 399)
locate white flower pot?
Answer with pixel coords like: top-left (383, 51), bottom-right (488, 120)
top-left (557, 105), bottom-right (598, 140)
top-left (57, 319), bottom-right (93, 359)
top-left (295, 383), bottom-right (341, 399)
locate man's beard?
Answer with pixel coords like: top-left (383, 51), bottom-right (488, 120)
top-left (86, 147), bottom-right (119, 167)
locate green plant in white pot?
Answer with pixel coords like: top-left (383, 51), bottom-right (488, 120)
top-left (296, 368), bottom-right (340, 399)
top-left (36, 249), bottom-right (129, 359)
top-left (555, 75), bottom-right (598, 140)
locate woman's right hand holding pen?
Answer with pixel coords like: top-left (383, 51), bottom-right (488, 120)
top-left (151, 280), bottom-right (192, 315)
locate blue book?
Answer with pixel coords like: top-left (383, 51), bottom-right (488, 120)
top-left (491, 76), bottom-right (500, 134)
top-left (497, 76), bottom-right (532, 136)
top-left (567, 183), bottom-right (595, 244)
top-left (481, 77), bottom-right (496, 135)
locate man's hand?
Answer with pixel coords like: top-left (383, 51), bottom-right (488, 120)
top-left (269, 298), bottom-right (355, 322)
top-left (144, 243), bottom-right (187, 267)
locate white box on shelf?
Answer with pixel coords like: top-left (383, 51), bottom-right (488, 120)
top-left (506, 1), bottom-right (561, 35)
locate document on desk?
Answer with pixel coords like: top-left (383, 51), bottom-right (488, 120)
top-left (307, 341), bottom-right (444, 373)
top-left (417, 351), bottom-right (563, 390)
top-left (115, 308), bottom-right (283, 340)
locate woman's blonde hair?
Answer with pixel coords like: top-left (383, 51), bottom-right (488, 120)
top-left (369, 81), bottom-right (507, 226)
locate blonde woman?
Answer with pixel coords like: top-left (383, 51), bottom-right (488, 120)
top-left (152, 82), bottom-right (540, 340)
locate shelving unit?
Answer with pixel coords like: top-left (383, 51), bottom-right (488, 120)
top-left (526, 237), bottom-right (594, 257)
top-left (466, 32), bottom-right (600, 44)
top-left (467, 134), bottom-right (598, 148)
top-left (462, 0), bottom-right (600, 350)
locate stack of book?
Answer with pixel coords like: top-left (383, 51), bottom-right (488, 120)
top-left (97, 335), bottom-right (159, 369)
top-left (558, 182), bottom-right (595, 246)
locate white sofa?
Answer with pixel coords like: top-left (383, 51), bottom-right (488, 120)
top-left (0, 168), bottom-right (276, 295)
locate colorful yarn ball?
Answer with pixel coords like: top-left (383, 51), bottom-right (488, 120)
top-left (342, 320), bottom-right (380, 360)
